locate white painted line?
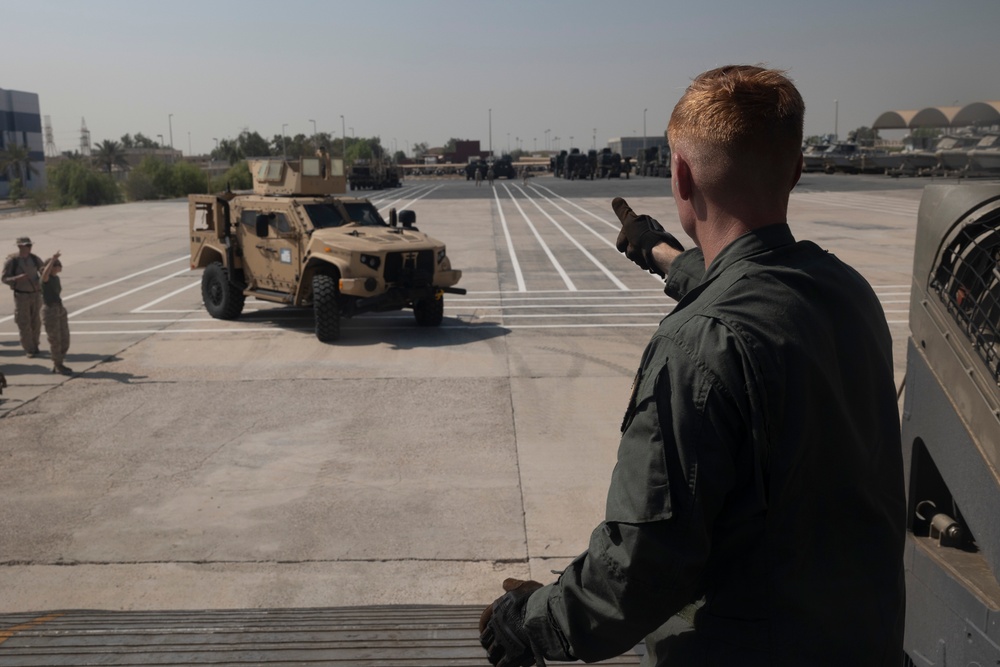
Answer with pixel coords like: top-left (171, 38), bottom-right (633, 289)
top-left (67, 268), bottom-right (193, 319)
top-left (492, 184), bottom-right (526, 293)
top-left (132, 280), bottom-right (201, 312)
top-left (514, 183), bottom-right (628, 290)
top-left (501, 183), bottom-right (576, 291)
top-left (0, 256), bottom-right (191, 324)
top-left (377, 183), bottom-right (443, 213)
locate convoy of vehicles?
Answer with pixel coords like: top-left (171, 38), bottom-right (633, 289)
top-left (189, 154), bottom-right (463, 343)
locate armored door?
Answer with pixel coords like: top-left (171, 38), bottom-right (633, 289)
top-left (238, 208), bottom-right (301, 294)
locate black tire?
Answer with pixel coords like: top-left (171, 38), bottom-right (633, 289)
top-left (313, 273), bottom-right (341, 342)
top-left (413, 294), bottom-right (444, 327)
top-left (202, 261), bottom-right (245, 320)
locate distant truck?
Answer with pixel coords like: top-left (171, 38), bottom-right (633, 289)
top-left (562, 149), bottom-right (593, 180)
top-left (189, 154), bottom-right (464, 342)
top-left (348, 159), bottom-right (402, 190)
top-left (596, 148), bottom-right (624, 179)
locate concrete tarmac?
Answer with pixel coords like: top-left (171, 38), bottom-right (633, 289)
top-left (0, 173), bottom-right (976, 613)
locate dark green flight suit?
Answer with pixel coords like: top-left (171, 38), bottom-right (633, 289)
top-left (523, 223), bottom-right (905, 666)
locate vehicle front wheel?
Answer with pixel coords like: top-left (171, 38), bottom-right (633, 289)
top-left (202, 261), bottom-right (245, 320)
top-left (413, 293), bottom-right (444, 327)
top-left (313, 273), bottom-right (341, 342)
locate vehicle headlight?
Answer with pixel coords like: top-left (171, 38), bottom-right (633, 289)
top-left (360, 254), bottom-right (381, 270)
top-left (437, 248), bottom-right (447, 263)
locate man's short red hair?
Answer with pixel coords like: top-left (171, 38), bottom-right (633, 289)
top-left (668, 65), bottom-right (804, 183)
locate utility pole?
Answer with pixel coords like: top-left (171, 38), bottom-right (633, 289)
top-left (643, 108), bottom-right (647, 162)
top-left (168, 113), bottom-right (174, 149)
top-left (488, 108), bottom-right (492, 158)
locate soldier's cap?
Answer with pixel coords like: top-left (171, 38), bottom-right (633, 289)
top-left (15, 237), bottom-right (32, 246)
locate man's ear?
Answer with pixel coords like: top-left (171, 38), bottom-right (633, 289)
top-left (791, 152), bottom-right (803, 189)
top-left (673, 152), bottom-right (693, 201)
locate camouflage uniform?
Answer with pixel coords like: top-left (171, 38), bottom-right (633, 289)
top-left (2, 244), bottom-right (44, 355)
top-left (42, 273), bottom-right (70, 370)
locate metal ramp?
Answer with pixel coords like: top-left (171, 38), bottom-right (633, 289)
top-left (0, 606), bottom-right (643, 666)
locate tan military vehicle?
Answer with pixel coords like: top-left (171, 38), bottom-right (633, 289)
top-left (188, 153), bottom-right (463, 342)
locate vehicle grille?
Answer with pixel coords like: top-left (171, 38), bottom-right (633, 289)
top-left (931, 211), bottom-right (1000, 385)
top-left (384, 250), bottom-right (434, 286)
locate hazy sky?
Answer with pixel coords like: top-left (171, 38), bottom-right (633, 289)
top-left (7, 0), bottom-right (1000, 157)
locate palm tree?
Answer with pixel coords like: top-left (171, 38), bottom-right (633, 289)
top-left (0, 137), bottom-right (39, 184)
top-left (92, 139), bottom-right (129, 174)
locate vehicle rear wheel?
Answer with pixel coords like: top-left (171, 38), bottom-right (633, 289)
top-left (413, 293), bottom-right (444, 327)
top-left (313, 273), bottom-right (341, 342)
top-left (202, 261), bottom-right (245, 320)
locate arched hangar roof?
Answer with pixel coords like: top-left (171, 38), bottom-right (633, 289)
top-left (873, 101), bottom-right (1000, 129)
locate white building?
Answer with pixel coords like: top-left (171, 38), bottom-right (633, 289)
top-left (0, 87), bottom-right (47, 198)
top-left (607, 136), bottom-right (668, 159)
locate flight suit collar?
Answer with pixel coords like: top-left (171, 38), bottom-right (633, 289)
top-left (701, 223), bottom-right (796, 285)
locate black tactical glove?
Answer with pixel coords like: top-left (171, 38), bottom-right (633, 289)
top-left (479, 578), bottom-right (545, 667)
top-left (612, 196), bottom-right (684, 277)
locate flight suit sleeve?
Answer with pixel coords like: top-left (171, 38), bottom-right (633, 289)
top-left (522, 332), bottom-right (744, 663)
top-left (664, 248), bottom-right (706, 301)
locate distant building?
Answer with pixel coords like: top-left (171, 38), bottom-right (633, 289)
top-left (608, 136), bottom-right (668, 159)
top-left (0, 87), bottom-right (47, 198)
top-left (443, 140), bottom-right (488, 165)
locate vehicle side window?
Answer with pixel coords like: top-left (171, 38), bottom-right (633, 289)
top-left (272, 213), bottom-right (291, 234)
top-left (240, 210), bottom-right (259, 228)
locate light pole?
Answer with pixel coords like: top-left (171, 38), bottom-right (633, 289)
top-left (507, 132), bottom-right (510, 154)
top-left (570, 135), bottom-right (574, 150)
top-left (213, 138), bottom-right (219, 157)
top-left (643, 110), bottom-right (648, 176)
top-left (168, 113), bottom-right (174, 149)
top-left (157, 134), bottom-right (164, 148)
top-left (281, 124), bottom-right (288, 157)
top-left (545, 129), bottom-right (550, 151)
top-left (488, 108), bottom-right (492, 158)
top-left (533, 137), bottom-right (537, 152)
top-left (340, 115), bottom-right (346, 161)
top-left (593, 128), bottom-right (596, 151)
top-left (309, 119), bottom-right (317, 148)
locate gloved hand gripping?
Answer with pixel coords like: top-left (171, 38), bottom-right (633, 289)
top-left (479, 578), bottom-right (545, 667)
top-left (612, 196), bottom-right (684, 277)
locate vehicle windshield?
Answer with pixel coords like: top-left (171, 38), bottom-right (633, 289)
top-left (304, 203), bottom-right (347, 229)
top-left (303, 202), bottom-right (387, 229)
top-left (343, 202), bottom-right (387, 227)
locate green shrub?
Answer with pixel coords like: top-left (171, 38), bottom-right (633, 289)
top-left (47, 160), bottom-right (122, 207)
top-left (174, 161), bottom-right (210, 196)
top-left (210, 161), bottom-right (252, 192)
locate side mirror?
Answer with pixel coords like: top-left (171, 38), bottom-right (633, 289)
top-left (255, 213), bottom-right (270, 238)
top-left (399, 209), bottom-right (416, 229)
top-left (389, 207), bottom-right (398, 227)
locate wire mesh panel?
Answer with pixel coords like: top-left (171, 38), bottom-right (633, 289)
top-left (931, 209), bottom-right (1000, 385)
